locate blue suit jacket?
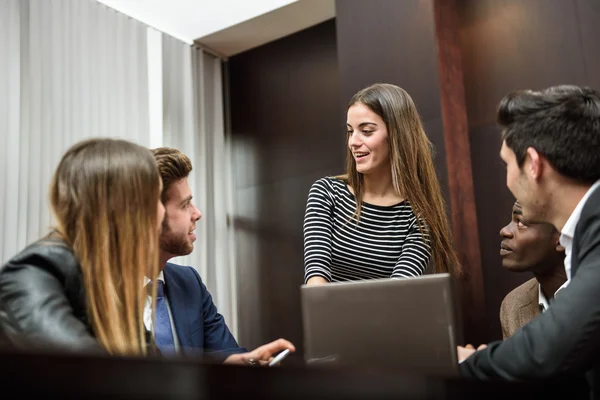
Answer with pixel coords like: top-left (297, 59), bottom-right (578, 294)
top-left (162, 262), bottom-right (246, 362)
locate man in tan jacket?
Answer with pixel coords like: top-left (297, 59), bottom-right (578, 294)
top-left (499, 201), bottom-right (567, 338)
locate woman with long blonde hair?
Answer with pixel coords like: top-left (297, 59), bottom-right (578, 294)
top-left (0, 138), bottom-right (164, 355)
top-left (304, 83), bottom-right (461, 284)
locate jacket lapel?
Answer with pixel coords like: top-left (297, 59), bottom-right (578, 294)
top-left (572, 233), bottom-right (581, 277)
top-left (518, 282), bottom-right (540, 327)
top-left (571, 184), bottom-right (600, 277)
top-left (162, 265), bottom-right (193, 350)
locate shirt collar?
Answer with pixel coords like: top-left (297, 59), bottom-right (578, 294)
top-left (560, 180), bottom-right (600, 241)
top-left (144, 270), bottom-right (165, 287)
top-left (538, 284), bottom-right (550, 312)
top-left (538, 280), bottom-right (569, 312)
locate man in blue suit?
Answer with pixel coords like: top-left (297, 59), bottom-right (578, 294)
top-left (150, 147), bottom-right (294, 365)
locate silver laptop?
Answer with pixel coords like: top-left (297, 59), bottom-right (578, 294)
top-left (301, 273), bottom-right (462, 376)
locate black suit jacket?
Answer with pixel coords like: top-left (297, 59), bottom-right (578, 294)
top-left (460, 186), bottom-right (600, 398)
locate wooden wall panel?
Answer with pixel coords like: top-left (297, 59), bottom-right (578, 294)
top-left (228, 20), bottom-right (342, 363)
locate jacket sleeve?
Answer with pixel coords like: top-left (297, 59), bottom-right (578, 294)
top-left (460, 207), bottom-right (600, 379)
top-left (0, 258), bottom-right (101, 353)
top-left (189, 267), bottom-right (246, 362)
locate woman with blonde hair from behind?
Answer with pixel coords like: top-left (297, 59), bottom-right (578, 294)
top-left (304, 83), bottom-right (461, 284)
top-left (0, 138), bottom-right (165, 355)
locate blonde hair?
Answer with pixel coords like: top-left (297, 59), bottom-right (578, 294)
top-left (49, 138), bottom-right (161, 355)
top-left (340, 83), bottom-right (462, 277)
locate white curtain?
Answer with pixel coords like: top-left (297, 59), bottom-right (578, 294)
top-left (0, 0), bottom-right (237, 337)
top-left (160, 34), bottom-right (239, 337)
top-left (0, 0), bottom-right (150, 264)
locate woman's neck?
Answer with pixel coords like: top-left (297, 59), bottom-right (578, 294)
top-left (360, 169), bottom-right (404, 205)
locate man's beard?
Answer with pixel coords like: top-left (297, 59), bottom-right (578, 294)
top-left (159, 216), bottom-right (193, 257)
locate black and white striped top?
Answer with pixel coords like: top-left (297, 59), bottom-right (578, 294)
top-left (303, 177), bottom-right (431, 283)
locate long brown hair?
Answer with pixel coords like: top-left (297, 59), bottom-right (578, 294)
top-left (49, 138), bottom-right (161, 355)
top-left (340, 83), bottom-right (461, 276)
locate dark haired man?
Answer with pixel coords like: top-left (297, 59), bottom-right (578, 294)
top-left (458, 85), bottom-right (600, 398)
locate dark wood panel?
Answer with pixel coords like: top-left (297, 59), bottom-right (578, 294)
top-left (228, 20), bottom-right (342, 361)
top-left (577, 0), bottom-right (600, 89)
top-left (458, 0), bottom-right (588, 127)
top-left (433, 0), bottom-right (486, 345)
top-left (335, 0), bottom-right (443, 122)
top-left (228, 20), bottom-right (344, 190)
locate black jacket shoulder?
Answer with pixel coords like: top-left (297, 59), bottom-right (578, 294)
top-left (0, 237), bottom-right (101, 353)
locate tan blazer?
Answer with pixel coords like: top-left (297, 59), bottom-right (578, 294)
top-left (499, 278), bottom-right (539, 339)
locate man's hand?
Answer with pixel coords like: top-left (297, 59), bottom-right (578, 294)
top-left (224, 338), bottom-right (295, 366)
top-left (457, 344), bottom-right (487, 363)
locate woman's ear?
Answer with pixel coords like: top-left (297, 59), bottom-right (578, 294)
top-left (556, 243), bottom-right (565, 252)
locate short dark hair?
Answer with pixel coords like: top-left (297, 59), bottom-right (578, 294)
top-left (497, 85), bottom-right (600, 183)
top-left (151, 147), bottom-right (192, 203)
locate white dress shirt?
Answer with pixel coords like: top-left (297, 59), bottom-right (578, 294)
top-left (538, 281), bottom-right (568, 312)
top-left (559, 180), bottom-right (600, 282)
top-left (144, 270), bottom-right (181, 352)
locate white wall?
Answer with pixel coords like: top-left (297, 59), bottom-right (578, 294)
top-left (97, 0), bottom-right (297, 44)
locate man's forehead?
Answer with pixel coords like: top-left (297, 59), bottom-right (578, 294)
top-left (165, 178), bottom-right (191, 203)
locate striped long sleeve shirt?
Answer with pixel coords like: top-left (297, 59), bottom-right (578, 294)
top-left (303, 177), bottom-right (431, 283)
